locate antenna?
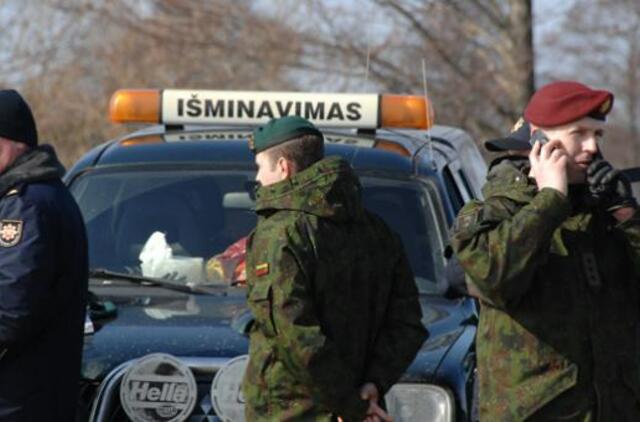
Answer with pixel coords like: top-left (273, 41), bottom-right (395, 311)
top-left (421, 58), bottom-right (435, 169)
top-left (364, 42), bottom-right (371, 88)
top-left (362, 3), bottom-right (376, 91)
top-left (364, 23), bottom-right (372, 89)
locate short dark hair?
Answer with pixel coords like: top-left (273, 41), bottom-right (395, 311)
top-left (266, 133), bottom-right (324, 172)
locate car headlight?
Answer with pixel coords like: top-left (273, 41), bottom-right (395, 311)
top-left (384, 384), bottom-right (454, 422)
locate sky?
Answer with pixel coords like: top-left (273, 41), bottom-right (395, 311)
top-left (534, 0), bottom-right (578, 83)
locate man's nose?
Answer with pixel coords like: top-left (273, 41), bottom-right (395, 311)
top-left (584, 137), bottom-right (598, 154)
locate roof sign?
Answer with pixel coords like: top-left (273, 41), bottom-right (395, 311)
top-left (164, 90), bottom-right (378, 128)
top-left (110, 89), bottom-right (433, 130)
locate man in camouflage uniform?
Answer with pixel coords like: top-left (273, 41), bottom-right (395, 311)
top-left (446, 117), bottom-right (532, 299)
top-left (242, 116), bottom-right (427, 421)
top-left (451, 81), bottom-right (640, 421)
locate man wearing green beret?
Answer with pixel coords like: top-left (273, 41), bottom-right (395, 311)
top-left (242, 116), bottom-right (427, 421)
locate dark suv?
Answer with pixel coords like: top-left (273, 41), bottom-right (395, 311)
top-left (69, 90), bottom-right (486, 422)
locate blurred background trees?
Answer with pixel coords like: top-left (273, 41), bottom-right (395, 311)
top-left (1, 0), bottom-right (301, 164)
top-left (1, 0), bottom-right (636, 168)
top-left (295, 0), bottom-right (533, 145)
top-left (538, 0), bottom-right (640, 167)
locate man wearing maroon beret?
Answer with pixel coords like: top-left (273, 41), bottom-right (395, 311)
top-left (451, 81), bottom-right (640, 421)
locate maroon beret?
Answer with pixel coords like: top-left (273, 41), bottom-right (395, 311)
top-left (524, 81), bottom-right (614, 127)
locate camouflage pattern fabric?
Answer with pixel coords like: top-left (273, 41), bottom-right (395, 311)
top-left (242, 156), bottom-right (427, 421)
top-left (450, 157), bottom-right (640, 421)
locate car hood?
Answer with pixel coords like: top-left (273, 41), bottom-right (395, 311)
top-left (82, 285), bottom-right (475, 382)
top-left (402, 295), bottom-right (477, 383)
top-left (82, 285), bottom-right (249, 381)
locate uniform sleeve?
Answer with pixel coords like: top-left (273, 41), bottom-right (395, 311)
top-left (613, 210), bottom-right (640, 277)
top-left (364, 248), bottom-right (428, 395)
top-left (0, 197), bottom-right (56, 350)
top-left (270, 246), bottom-right (369, 421)
top-left (450, 188), bottom-right (570, 309)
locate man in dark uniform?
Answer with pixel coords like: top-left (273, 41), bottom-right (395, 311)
top-left (451, 81), bottom-right (640, 421)
top-left (242, 116), bottom-right (427, 421)
top-left (0, 90), bottom-right (88, 421)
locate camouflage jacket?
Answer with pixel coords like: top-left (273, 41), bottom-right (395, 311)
top-left (243, 156), bottom-right (427, 421)
top-left (450, 157), bottom-right (640, 421)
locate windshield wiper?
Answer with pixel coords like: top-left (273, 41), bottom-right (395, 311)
top-left (89, 269), bottom-right (212, 295)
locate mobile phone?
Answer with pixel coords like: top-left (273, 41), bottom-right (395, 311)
top-left (529, 129), bottom-right (549, 147)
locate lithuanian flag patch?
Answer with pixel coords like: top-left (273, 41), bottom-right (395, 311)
top-left (255, 263), bottom-right (270, 277)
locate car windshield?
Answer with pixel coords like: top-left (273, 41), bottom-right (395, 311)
top-left (70, 167), bottom-right (446, 294)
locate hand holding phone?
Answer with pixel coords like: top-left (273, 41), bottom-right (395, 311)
top-left (529, 137), bottom-right (568, 196)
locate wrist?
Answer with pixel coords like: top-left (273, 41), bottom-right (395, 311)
top-left (601, 194), bottom-right (638, 214)
top-left (532, 187), bottom-right (572, 225)
top-left (539, 183), bottom-right (567, 197)
top-left (612, 206), bottom-right (636, 223)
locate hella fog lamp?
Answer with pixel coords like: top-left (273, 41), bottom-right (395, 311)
top-left (384, 383), bottom-right (454, 422)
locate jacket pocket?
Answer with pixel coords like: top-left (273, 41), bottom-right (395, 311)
top-left (248, 282), bottom-right (277, 337)
top-left (516, 363), bottom-right (579, 420)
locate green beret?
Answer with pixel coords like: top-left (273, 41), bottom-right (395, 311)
top-left (250, 116), bottom-right (322, 153)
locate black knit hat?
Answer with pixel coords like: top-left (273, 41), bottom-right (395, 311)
top-left (0, 90), bottom-right (38, 147)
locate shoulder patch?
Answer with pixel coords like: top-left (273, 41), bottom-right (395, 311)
top-left (255, 262), bottom-right (270, 277)
top-left (452, 204), bottom-right (483, 234)
top-left (0, 220), bottom-right (23, 247)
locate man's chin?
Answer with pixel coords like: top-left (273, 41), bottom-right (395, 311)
top-left (568, 168), bottom-right (587, 184)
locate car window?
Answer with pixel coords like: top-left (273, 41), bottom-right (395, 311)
top-left (70, 168), bottom-right (446, 294)
top-left (360, 177), bottom-right (446, 294)
top-left (458, 169), bottom-right (475, 200)
top-left (442, 166), bottom-right (464, 213)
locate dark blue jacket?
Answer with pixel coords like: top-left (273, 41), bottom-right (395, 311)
top-left (0, 146), bottom-right (88, 421)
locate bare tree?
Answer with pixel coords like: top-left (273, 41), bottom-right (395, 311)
top-left (2, 0), bottom-right (537, 164)
top-left (293, 0), bottom-right (534, 143)
top-left (2, 0), bottom-right (301, 166)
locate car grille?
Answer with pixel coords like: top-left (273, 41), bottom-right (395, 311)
top-left (100, 379), bottom-right (221, 421)
top-left (86, 357), bottom-right (232, 422)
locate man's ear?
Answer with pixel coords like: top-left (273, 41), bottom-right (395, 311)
top-left (277, 157), bottom-right (294, 179)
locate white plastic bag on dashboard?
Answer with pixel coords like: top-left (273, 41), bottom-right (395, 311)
top-left (139, 231), bottom-right (205, 282)
top-left (139, 231), bottom-right (173, 277)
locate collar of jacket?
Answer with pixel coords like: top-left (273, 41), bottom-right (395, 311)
top-left (0, 144), bottom-right (65, 197)
top-left (255, 155), bottom-right (363, 221)
top-left (484, 155), bottom-right (596, 213)
top-left (482, 157), bottom-right (537, 202)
